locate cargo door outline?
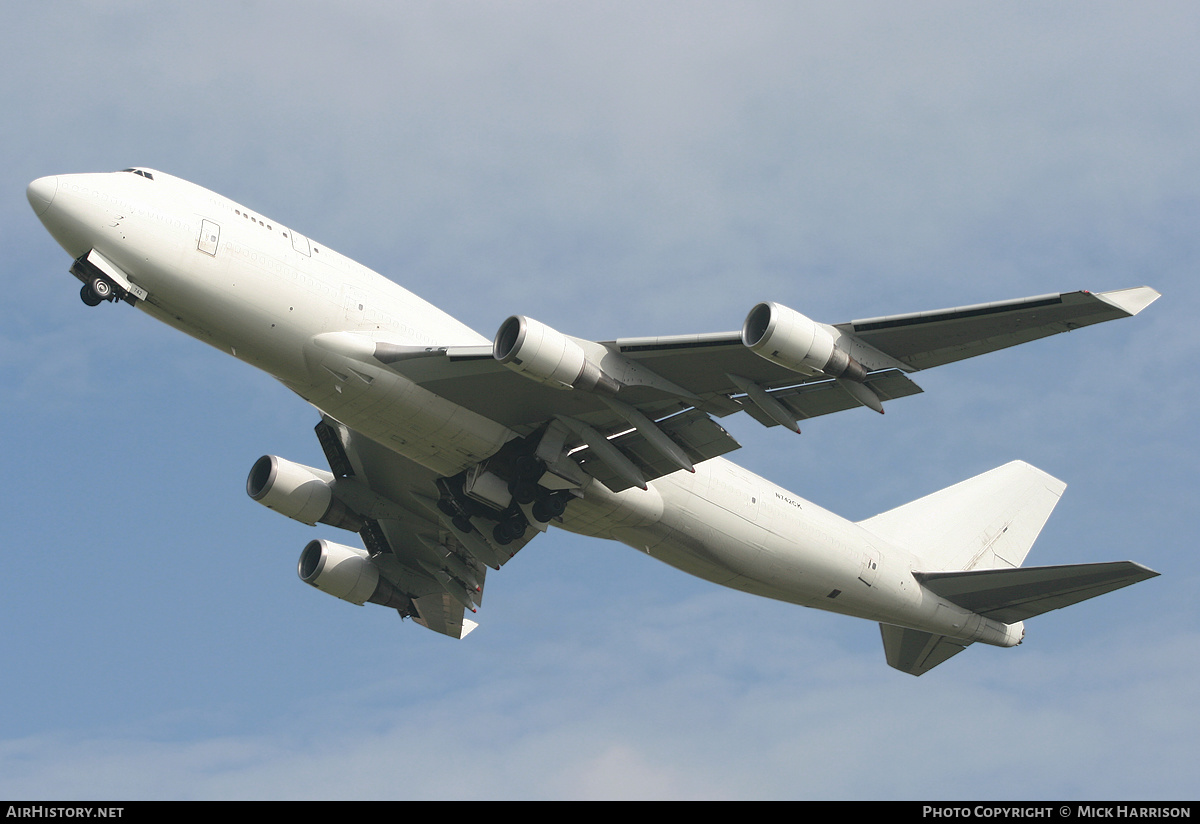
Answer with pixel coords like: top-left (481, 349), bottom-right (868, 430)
top-left (198, 219), bottom-right (220, 256)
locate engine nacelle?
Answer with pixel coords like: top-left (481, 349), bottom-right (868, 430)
top-left (742, 302), bottom-right (866, 382)
top-left (246, 455), bottom-right (363, 531)
top-left (298, 539), bottom-right (408, 609)
top-left (493, 315), bottom-right (619, 393)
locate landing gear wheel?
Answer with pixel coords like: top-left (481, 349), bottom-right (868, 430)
top-left (532, 494), bottom-right (568, 523)
top-left (90, 277), bottom-right (113, 301)
top-left (80, 282), bottom-right (103, 306)
top-left (514, 454), bottom-right (541, 479)
top-left (492, 516), bottom-right (528, 546)
top-left (503, 517), bottom-right (527, 541)
top-left (510, 479), bottom-right (538, 505)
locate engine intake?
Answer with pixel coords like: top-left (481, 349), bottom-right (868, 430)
top-left (247, 455), bottom-right (363, 531)
top-left (298, 539), bottom-right (409, 609)
top-left (493, 315), bottom-right (619, 393)
top-left (742, 302), bottom-right (866, 382)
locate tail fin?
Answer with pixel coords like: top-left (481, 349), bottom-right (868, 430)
top-left (859, 460), bottom-right (1066, 572)
top-left (866, 462), bottom-right (1159, 675)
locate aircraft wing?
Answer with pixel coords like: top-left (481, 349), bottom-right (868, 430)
top-left (313, 418), bottom-right (538, 638)
top-left (835, 287), bottom-right (1160, 370)
top-left (366, 286), bottom-right (1155, 493)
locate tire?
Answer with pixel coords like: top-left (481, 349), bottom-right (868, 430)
top-left (514, 455), bottom-right (541, 479)
top-left (91, 277), bottom-right (113, 300)
top-left (503, 517), bottom-right (527, 541)
top-left (80, 283), bottom-right (103, 306)
top-left (511, 479), bottom-right (538, 505)
top-left (533, 495), bottom-right (566, 523)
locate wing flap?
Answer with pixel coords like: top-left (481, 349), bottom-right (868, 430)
top-left (740, 369), bottom-right (923, 428)
top-left (572, 409), bottom-right (741, 493)
top-left (610, 332), bottom-right (805, 396)
top-left (412, 590), bottom-right (479, 639)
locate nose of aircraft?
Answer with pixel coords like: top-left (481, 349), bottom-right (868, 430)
top-left (27, 175), bottom-right (59, 217)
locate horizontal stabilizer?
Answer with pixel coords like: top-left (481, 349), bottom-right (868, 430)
top-left (880, 624), bottom-right (971, 676)
top-left (914, 561), bottom-right (1159, 624)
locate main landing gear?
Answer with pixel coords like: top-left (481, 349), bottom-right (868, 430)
top-left (435, 445), bottom-right (578, 549)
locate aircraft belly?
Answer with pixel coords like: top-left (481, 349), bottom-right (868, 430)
top-left (297, 346), bottom-right (513, 478)
top-left (598, 459), bottom-right (973, 633)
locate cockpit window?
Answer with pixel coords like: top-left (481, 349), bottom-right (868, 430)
top-left (119, 168), bottom-right (154, 180)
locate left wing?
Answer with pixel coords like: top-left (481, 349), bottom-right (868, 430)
top-left (361, 287), bottom-right (1156, 493)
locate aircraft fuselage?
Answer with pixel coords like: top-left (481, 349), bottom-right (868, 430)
top-left (28, 169), bottom-right (1030, 651)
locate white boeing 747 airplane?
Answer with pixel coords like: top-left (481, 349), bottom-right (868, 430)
top-left (27, 168), bottom-right (1160, 675)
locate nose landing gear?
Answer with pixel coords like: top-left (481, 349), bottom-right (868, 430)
top-left (70, 253), bottom-right (146, 308)
top-left (80, 277), bottom-right (115, 306)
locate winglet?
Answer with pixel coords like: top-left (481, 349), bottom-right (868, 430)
top-left (1095, 286), bottom-right (1160, 317)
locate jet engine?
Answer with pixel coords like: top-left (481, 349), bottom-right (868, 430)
top-left (246, 455), bottom-right (363, 531)
top-left (493, 315), bottom-right (619, 393)
top-left (298, 539), bottom-right (409, 609)
top-left (742, 302), bottom-right (867, 382)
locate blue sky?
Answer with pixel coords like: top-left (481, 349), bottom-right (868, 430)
top-left (1, 2), bottom-right (1196, 799)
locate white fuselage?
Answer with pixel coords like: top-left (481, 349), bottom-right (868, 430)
top-left (28, 169), bottom-right (1021, 648)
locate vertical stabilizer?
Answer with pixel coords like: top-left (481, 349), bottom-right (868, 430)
top-left (859, 461), bottom-right (1066, 572)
